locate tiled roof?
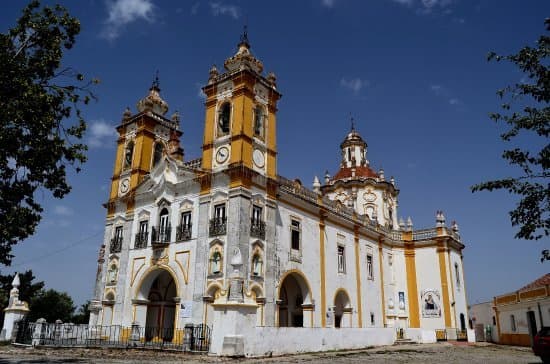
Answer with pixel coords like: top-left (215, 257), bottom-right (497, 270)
top-left (333, 166), bottom-right (378, 180)
top-left (519, 273), bottom-right (550, 291)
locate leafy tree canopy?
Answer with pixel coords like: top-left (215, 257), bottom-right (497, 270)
top-left (27, 288), bottom-right (75, 323)
top-left (0, 1), bottom-right (96, 265)
top-left (472, 19), bottom-right (549, 242)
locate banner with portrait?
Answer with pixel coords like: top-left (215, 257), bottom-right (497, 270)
top-left (421, 289), bottom-right (441, 318)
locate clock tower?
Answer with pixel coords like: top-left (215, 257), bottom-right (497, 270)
top-left (200, 29), bottom-right (281, 192)
top-left (107, 77), bottom-right (183, 216)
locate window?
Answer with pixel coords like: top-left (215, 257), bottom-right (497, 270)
top-left (492, 316), bottom-right (496, 325)
top-left (510, 315), bottom-right (516, 332)
top-left (181, 211), bottom-right (191, 228)
top-left (252, 254), bottom-right (263, 276)
top-left (159, 208), bottom-right (170, 242)
top-left (210, 250), bottom-right (222, 274)
top-left (111, 226), bottom-right (123, 253)
top-left (139, 221), bottom-right (148, 235)
top-left (254, 106), bottom-right (264, 137)
top-left (115, 226), bottom-right (123, 240)
top-left (347, 148), bottom-right (351, 162)
top-left (153, 143), bottom-right (163, 167)
top-left (337, 245), bottom-right (346, 273)
top-left (291, 219), bottom-right (301, 251)
top-left (367, 254), bottom-right (374, 280)
top-left (124, 141), bottom-right (134, 170)
top-left (252, 205), bottom-right (262, 224)
top-left (455, 263), bottom-right (461, 288)
top-left (370, 312), bottom-right (375, 326)
top-left (388, 207), bottom-right (394, 229)
top-left (135, 220), bottom-right (148, 249)
top-left (218, 102), bottom-right (231, 135)
top-left (214, 204), bottom-right (226, 220)
top-left (177, 211), bottom-right (192, 241)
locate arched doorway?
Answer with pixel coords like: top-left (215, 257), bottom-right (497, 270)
top-left (139, 269), bottom-right (177, 342)
top-left (277, 271), bottom-right (312, 327)
top-left (460, 313), bottom-right (466, 331)
top-left (334, 289), bottom-right (352, 328)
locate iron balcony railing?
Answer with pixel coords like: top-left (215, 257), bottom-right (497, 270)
top-left (176, 224), bottom-right (192, 241)
top-left (134, 231), bottom-right (148, 249)
top-left (151, 225), bottom-right (171, 245)
top-left (209, 217), bottom-right (226, 237)
top-left (250, 219), bottom-right (265, 240)
top-left (110, 236), bottom-right (122, 253)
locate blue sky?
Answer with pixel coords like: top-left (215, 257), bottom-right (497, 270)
top-left (1, 0), bottom-right (548, 306)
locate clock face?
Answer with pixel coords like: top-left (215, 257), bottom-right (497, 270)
top-left (253, 149), bottom-right (265, 168)
top-left (215, 146), bottom-right (230, 164)
top-left (119, 177), bottom-right (130, 194)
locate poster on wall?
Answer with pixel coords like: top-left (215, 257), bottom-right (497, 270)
top-left (180, 301), bottom-right (193, 318)
top-left (398, 291), bottom-right (405, 310)
top-left (421, 289), bottom-right (441, 318)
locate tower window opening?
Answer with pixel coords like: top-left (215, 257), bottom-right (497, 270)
top-left (254, 105), bottom-right (264, 137)
top-left (153, 143), bottom-right (163, 167)
top-left (124, 141), bottom-right (134, 170)
top-left (218, 103), bottom-right (231, 135)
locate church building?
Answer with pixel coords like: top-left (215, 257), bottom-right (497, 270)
top-left (88, 32), bottom-right (469, 356)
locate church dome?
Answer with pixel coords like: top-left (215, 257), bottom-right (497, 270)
top-left (332, 165), bottom-right (378, 180)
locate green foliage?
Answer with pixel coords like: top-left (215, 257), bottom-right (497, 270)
top-left (0, 1), bottom-right (97, 265)
top-left (28, 288), bottom-right (75, 323)
top-left (71, 300), bottom-right (90, 324)
top-left (472, 19), bottom-right (549, 242)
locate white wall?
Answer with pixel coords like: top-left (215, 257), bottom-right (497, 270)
top-left (415, 247), bottom-right (445, 330)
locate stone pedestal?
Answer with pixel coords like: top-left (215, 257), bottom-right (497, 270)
top-left (0, 274), bottom-right (29, 341)
top-left (209, 302), bottom-right (257, 356)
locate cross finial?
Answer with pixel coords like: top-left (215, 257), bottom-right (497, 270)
top-left (239, 24), bottom-right (250, 47)
top-left (152, 70), bottom-right (160, 90)
top-left (350, 113), bottom-right (355, 132)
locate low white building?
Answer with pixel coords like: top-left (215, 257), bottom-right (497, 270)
top-left (88, 32), bottom-right (469, 356)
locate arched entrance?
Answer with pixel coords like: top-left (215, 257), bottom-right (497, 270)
top-left (277, 271), bottom-right (312, 327)
top-left (138, 269), bottom-right (178, 342)
top-left (334, 289), bottom-right (352, 328)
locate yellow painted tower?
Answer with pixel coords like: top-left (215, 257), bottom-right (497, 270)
top-left (106, 77), bottom-right (183, 215)
top-left (200, 29), bottom-right (281, 193)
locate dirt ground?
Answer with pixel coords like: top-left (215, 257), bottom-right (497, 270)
top-left (0, 342), bottom-right (543, 364)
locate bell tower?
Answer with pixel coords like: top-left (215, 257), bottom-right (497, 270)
top-left (201, 29), bottom-right (281, 189)
top-left (107, 76), bottom-right (183, 215)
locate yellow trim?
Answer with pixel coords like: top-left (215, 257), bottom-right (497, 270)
top-left (405, 243), bottom-right (420, 327)
top-left (353, 227), bottom-right (363, 327)
top-left (447, 249), bottom-right (456, 327)
top-left (437, 243), bottom-right (452, 328)
top-left (175, 250), bottom-right (191, 284)
top-left (130, 257), bottom-right (146, 287)
top-left (133, 264), bottom-right (181, 300)
top-left (378, 243), bottom-right (386, 327)
top-left (319, 219), bottom-right (327, 327)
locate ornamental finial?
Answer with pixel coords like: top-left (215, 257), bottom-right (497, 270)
top-left (350, 113), bottom-right (355, 132)
top-left (151, 70), bottom-right (160, 91)
top-left (239, 24), bottom-right (250, 48)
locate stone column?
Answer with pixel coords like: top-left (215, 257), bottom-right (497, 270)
top-left (0, 274), bottom-right (30, 341)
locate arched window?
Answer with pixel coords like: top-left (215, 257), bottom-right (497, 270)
top-left (124, 141), bottom-right (134, 170)
top-left (210, 250), bottom-right (222, 274)
top-left (153, 143), bottom-right (163, 167)
top-left (108, 263), bottom-right (118, 284)
top-left (253, 105), bottom-right (264, 137)
top-left (158, 208), bottom-right (170, 242)
top-left (217, 103), bottom-right (231, 136)
top-left (252, 254), bottom-right (263, 276)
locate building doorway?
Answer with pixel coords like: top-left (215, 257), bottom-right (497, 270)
top-left (140, 269), bottom-right (177, 342)
top-left (277, 272), bottom-right (311, 327)
top-left (527, 310), bottom-right (538, 346)
top-left (334, 290), bottom-right (352, 328)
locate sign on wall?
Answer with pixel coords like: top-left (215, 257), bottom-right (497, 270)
top-left (180, 301), bottom-right (193, 318)
top-left (421, 289), bottom-right (441, 318)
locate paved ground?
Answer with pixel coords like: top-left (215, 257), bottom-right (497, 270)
top-left (0, 342), bottom-right (543, 363)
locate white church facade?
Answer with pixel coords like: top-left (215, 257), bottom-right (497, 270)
top-left (88, 32), bottom-right (469, 356)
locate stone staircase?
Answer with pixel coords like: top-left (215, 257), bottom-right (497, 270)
top-left (394, 338), bottom-right (417, 345)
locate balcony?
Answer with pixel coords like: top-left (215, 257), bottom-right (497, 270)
top-left (151, 225), bottom-right (171, 247)
top-left (250, 219), bottom-right (265, 240)
top-left (176, 224), bottom-right (192, 241)
top-left (134, 231), bottom-right (148, 249)
top-left (110, 236), bottom-right (122, 253)
top-left (209, 217), bottom-right (226, 237)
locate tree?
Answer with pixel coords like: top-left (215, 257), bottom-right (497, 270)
top-left (71, 300), bottom-right (90, 324)
top-left (0, 1), bottom-right (97, 265)
top-left (27, 289), bottom-right (75, 323)
top-left (472, 19), bottom-right (549, 244)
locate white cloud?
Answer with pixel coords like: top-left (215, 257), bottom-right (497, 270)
top-left (340, 78), bottom-right (368, 94)
top-left (429, 84), bottom-right (463, 107)
top-left (430, 84), bottom-right (443, 95)
top-left (321, 0), bottom-right (336, 8)
top-left (101, 0), bottom-right (155, 41)
top-left (196, 83), bottom-right (206, 99)
top-left (449, 98), bottom-right (461, 105)
top-left (88, 119), bottom-right (118, 148)
top-left (191, 2), bottom-right (200, 15)
top-left (390, 0), bottom-right (454, 14)
top-left (54, 205), bottom-right (73, 216)
top-left (209, 2), bottom-right (240, 19)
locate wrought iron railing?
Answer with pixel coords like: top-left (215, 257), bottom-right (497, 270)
top-left (176, 224), bottom-right (192, 241)
top-left (134, 232), bottom-right (148, 249)
top-left (12, 320), bottom-right (211, 352)
top-left (110, 236), bottom-right (122, 253)
top-left (250, 219), bottom-right (265, 240)
top-left (209, 217), bottom-right (226, 237)
top-left (151, 225), bottom-right (171, 245)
